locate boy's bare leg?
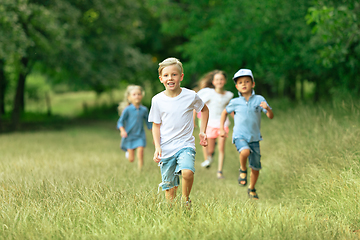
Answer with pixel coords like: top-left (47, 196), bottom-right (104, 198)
top-left (137, 147), bottom-right (144, 170)
top-left (181, 169), bottom-right (194, 202)
top-left (239, 149), bottom-right (250, 185)
top-left (128, 149), bottom-right (135, 162)
top-left (249, 169), bottom-right (259, 197)
top-left (165, 186), bottom-right (178, 201)
top-left (217, 136), bottom-right (226, 177)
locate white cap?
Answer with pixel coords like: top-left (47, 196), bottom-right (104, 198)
top-left (232, 69), bottom-right (254, 82)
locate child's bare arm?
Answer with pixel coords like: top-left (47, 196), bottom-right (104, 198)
top-left (152, 123), bottom-right (162, 163)
top-left (266, 107), bottom-right (274, 119)
top-left (119, 127), bottom-right (127, 138)
top-left (219, 109), bottom-right (228, 137)
top-left (193, 109), bottom-right (197, 128)
top-left (199, 104), bottom-right (209, 146)
top-left (260, 101), bottom-right (274, 119)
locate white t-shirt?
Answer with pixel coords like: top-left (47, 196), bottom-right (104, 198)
top-left (148, 88), bottom-right (205, 158)
top-left (197, 88), bottom-right (234, 128)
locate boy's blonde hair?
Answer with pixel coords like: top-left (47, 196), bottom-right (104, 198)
top-left (158, 57), bottom-right (183, 76)
top-left (118, 85), bottom-right (145, 115)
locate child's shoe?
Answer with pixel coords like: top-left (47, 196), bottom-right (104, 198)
top-left (200, 156), bottom-right (212, 168)
top-left (181, 199), bottom-right (191, 210)
top-left (185, 200), bottom-right (191, 209)
top-left (125, 151), bottom-right (129, 159)
top-left (201, 160), bottom-right (211, 168)
top-left (247, 188), bottom-right (259, 200)
top-left (217, 171), bottom-right (225, 179)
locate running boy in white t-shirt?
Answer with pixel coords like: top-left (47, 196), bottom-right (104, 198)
top-left (148, 57), bottom-right (209, 204)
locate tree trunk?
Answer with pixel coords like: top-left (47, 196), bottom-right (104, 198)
top-left (45, 92), bottom-right (51, 116)
top-left (11, 57), bottom-right (29, 129)
top-left (313, 78), bottom-right (320, 103)
top-left (0, 59), bottom-right (6, 115)
top-left (0, 59), bottom-right (6, 130)
top-left (283, 81), bottom-right (296, 101)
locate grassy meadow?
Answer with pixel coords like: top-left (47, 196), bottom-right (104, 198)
top-left (0, 93), bottom-right (360, 239)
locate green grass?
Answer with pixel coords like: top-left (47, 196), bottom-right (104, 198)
top-left (0, 99), bottom-right (360, 239)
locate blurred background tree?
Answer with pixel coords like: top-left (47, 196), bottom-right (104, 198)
top-left (1, 0), bottom-right (359, 130)
top-left (0, 0), bottom-right (156, 128)
top-left (306, 0), bottom-right (360, 101)
top-left (146, 0), bottom-right (359, 100)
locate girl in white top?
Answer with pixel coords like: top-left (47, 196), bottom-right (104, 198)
top-left (196, 70), bottom-right (233, 179)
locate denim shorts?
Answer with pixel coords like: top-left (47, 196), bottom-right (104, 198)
top-left (158, 147), bottom-right (196, 191)
top-left (234, 139), bottom-right (261, 170)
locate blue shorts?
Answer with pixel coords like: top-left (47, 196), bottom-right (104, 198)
top-left (158, 147), bottom-right (196, 191)
top-left (234, 139), bottom-right (261, 170)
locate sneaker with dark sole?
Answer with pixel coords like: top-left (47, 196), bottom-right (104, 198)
top-left (201, 160), bottom-right (211, 168)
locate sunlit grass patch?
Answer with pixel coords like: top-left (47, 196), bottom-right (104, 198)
top-left (24, 90), bottom-right (125, 118)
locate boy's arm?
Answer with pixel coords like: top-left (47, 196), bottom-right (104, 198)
top-left (152, 122), bottom-right (162, 163)
top-left (219, 109), bottom-right (229, 137)
top-left (260, 102), bottom-right (274, 119)
top-left (266, 108), bottom-right (274, 119)
top-left (199, 104), bottom-right (209, 146)
top-left (193, 109), bottom-right (197, 128)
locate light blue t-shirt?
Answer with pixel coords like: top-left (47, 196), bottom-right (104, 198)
top-left (225, 90), bottom-right (270, 143)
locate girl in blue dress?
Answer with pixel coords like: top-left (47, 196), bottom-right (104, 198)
top-left (117, 85), bottom-right (152, 170)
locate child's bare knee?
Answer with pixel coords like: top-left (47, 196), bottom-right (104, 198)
top-left (137, 147), bottom-right (144, 154)
top-left (240, 149), bottom-right (250, 157)
top-left (181, 169), bottom-right (194, 180)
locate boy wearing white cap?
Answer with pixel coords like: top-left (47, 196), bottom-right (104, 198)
top-left (219, 69), bottom-right (274, 199)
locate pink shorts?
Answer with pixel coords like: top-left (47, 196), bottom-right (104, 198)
top-left (206, 126), bottom-right (229, 139)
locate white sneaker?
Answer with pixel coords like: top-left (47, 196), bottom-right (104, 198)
top-left (201, 160), bottom-right (211, 168)
top-left (125, 151), bottom-right (129, 159)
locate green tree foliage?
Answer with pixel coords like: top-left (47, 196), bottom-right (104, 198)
top-left (52, 0), bottom-right (155, 94)
top-left (1, 0), bottom-right (359, 130)
top-left (5, 0), bottom-right (68, 127)
top-left (306, 0), bottom-right (360, 99)
top-left (0, 0), bottom-right (32, 118)
top-left (148, 0), bottom-right (314, 99)
top-left (0, 0), bottom-right (155, 128)
top-left (148, 0), bottom-right (360, 101)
